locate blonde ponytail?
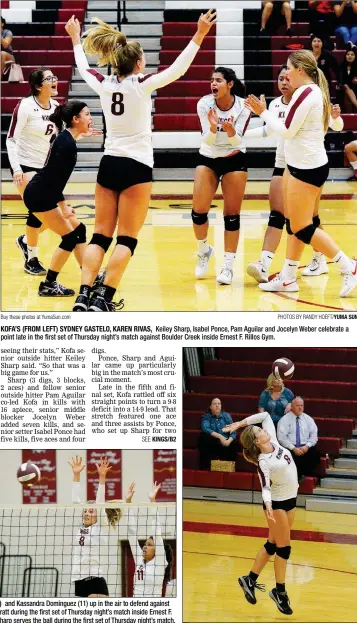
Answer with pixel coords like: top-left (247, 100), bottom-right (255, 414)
top-left (315, 67), bottom-right (330, 134)
top-left (83, 17), bottom-right (143, 75)
top-left (240, 426), bottom-right (260, 466)
top-left (289, 49), bottom-right (330, 133)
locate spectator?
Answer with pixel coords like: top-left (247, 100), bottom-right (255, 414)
top-left (338, 47), bottom-right (357, 110)
top-left (277, 396), bottom-right (321, 479)
top-left (310, 34), bottom-right (340, 88)
top-left (344, 138), bottom-right (357, 178)
top-left (308, 1), bottom-right (336, 40)
top-left (333, 0), bottom-right (357, 47)
top-left (199, 397), bottom-right (238, 470)
top-left (1, 17), bottom-right (15, 78)
top-left (258, 373), bottom-right (294, 427)
top-left (260, 0), bottom-right (293, 35)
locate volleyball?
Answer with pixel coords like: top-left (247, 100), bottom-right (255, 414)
top-left (272, 357), bottom-right (295, 380)
top-left (17, 461), bottom-right (41, 487)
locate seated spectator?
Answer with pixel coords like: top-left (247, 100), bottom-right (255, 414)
top-left (308, 1), bottom-right (336, 40)
top-left (199, 397), bottom-right (238, 470)
top-left (333, 0), bottom-right (357, 47)
top-left (260, 0), bottom-right (293, 35)
top-left (310, 34), bottom-right (340, 88)
top-left (258, 373), bottom-right (294, 427)
top-left (344, 138), bottom-right (357, 178)
top-left (1, 17), bottom-right (15, 78)
top-left (337, 47), bottom-right (357, 110)
top-left (277, 396), bottom-right (321, 479)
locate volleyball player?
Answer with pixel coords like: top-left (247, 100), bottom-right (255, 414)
top-left (64, 10), bottom-right (216, 311)
top-left (6, 68), bottom-right (59, 275)
top-left (223, 411), bottom-right (298, 616)
top-left (23, 101), bottom-right (101, 297)
top-left (345, 139), bottom-right (357, 180)
top-left (246, 66), bottom-right (344, 283)
top-left (245, 50), bottom-right (357, 298)
top-left (128, 482), bottom-right (173, 597)
top-left (193, 67), bottom-right (250, 285)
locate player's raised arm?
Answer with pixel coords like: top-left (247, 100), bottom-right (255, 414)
top-left (65, 15), bottom-right (105, 95)
top-left (69, 455), bottom-right (86, 503)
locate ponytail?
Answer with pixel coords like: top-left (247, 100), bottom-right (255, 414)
top-left (240, 425), bottom-right (260, 466)
top-left (315, 67), bottom-right (330, 134)
top-left (83, 17), bottom-right (142, 75)
top-left (212, 66), bottom-right (246, 98)
top-left (289, 49), bottom-right (330, 133)
top-left (49, 100), bottom-right (87, 132)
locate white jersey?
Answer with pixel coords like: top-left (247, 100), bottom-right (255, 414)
top-left (197, 94), bottom-right (250, 158)
top-left (71, 482), bottom-right (107, 582)
top-left (74, 41), bottom-right (200, 168)
top-left (128, 507), bottom-right (167, 597)
top-left (245, 412), bottom-right (298, 504)
top-left (260, 83), bottom-right (344, 169)
top-left (6, 96), bottom-right (58, 172)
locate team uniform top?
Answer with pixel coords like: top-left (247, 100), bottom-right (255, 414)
top-left (73, 41), bottom-right (200, 169)
top-left (128, 507), bottom-right (167, 597)
top-left (6, 96), bottom-right (58, 172)
top-left (197, 94), bottom-right (251, 158)
top-left (245, 411), bottom-right (298, 504)
top-left (71, 481), bottom-right (106, 582)
top-left (25, 130), bottom-right (77, 207)
top-left (260, 83), bottom-right (343, 169)
top-left (246, 94), bottom-right (344, 169)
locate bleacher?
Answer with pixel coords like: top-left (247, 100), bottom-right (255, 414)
top-left (183, 348), bottom-right (357, 512)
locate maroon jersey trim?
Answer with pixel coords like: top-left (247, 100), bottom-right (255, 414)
top-left (285, 86), bottom-right (313, 129)
top-left (138, 73), bottom-right (155, 83)
top-left (8, 100), bottom-right (22, 138)
top-left (87, 69), bottom-right (105, 83)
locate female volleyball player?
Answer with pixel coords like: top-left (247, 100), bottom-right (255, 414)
top-left (70, 455), bottom-right (135, 597)
top-left (64, 10), bottom-right (216, 311)
top-left (245, 65), bottom-right (344, 283)
top-left (128, 482), bottom-right (173, 597)
top-left (223, 411), bottom-right (298, 616)
top-left (6, 67), bottom-right (60, 275)
top-left (23, 100), bottom-right (101, 297)
top-left (193, 67), bottom-right (250, 285)
top-left (245, 50), bottom-right (357, 298)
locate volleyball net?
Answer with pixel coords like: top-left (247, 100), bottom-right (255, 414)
top-left (0, 503), bottom-right (176, 598)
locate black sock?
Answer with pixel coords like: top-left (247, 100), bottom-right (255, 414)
top-left (46, 269), bottom-right (59, 283)
top-left (276, 583), bottom-right (286, 593)
top-left (79, 285), bottom-right (91, 297)
top-left (249, 571), bottom-right (258, 583)
top-left (102, 285), bottom-right (116, 303)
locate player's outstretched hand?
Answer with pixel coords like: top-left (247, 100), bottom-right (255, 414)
top-left (245, 94), bottom-right (267, 116)
top-left (197, 8), bottom-right (217, 35)
top-left (149, 481), bottom-right (161, 503)
top-left (65, 15), bottom-right (81, 45)
top-left (79, 127), bottom-right (104, 139)
top-left (125, 482), bottom-right (136, 503)
top-left (95, 456), bottom-right (112, 479)
top-left (330, 103), bottom-right (341, 119)
top-left (69, 455), bottom-right (86, 475)
top-left (222, 421), bottom-right (240, 433)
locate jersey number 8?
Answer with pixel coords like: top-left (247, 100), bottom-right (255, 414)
top-left (111, 93), bottom-right (124, 116)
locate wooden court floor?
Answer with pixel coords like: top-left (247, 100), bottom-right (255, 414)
top-left (1, 180), bottom-right (356, 312)
top-left (183, 499), bottom-right (357, 623)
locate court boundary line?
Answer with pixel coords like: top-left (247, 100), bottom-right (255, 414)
top-left (2, 193), bottom-right (357, 201)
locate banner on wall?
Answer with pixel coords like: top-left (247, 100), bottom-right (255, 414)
top-left (153, 449), bottom-right (176, 501)
top-left (86, 450), bottom-right (122, 501)
top-left (22, 449), bottom-right (57, 504)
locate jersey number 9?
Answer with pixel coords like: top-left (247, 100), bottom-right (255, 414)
top-left (111, 93), bottom-right (124, 116)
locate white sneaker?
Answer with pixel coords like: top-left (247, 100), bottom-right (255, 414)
top-left (301, 256), bottom-right (329, 276)
top-left (247, 260), bottom-right (269, 283)
top-left (259, 273), bottom-right (299, 292)
top-left (340, 260), bottom-right (357, 298)
top-left (195, 245), bottom-right (214, 279)
top-left (217, 266), bottom-right (233, 285)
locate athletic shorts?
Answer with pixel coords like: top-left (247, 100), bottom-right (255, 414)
top-left (273, 167), bottom-right (285, 177)
top-left (97, 155), bottom-right (153, 192)
top-left (9, 164), bottom-right (42, 177)
top-left (74, 576), bottom-right (109, 597)
top-left (287, 162), bottom-right (329, 188)
top-left (197, 151), bottom-right (247, 179)
top-left (263, 497), bottom-right (297, 512)
top-left (23, 182), bottom-right (59, 213)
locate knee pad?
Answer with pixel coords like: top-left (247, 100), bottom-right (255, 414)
top-left (75, 222), bottom-right (86, 244)
top-left (313, 214), bottom-right (321, 228)
top-left (224, 214), bottom-right (240, 232)
top-left (27, 213), bottom-right (42, 228)
top-left (268, 210), bottom-right (285, 230)
top-left (285, 218), bottom-right (293, 235)
top-left (294, 223), bottom-right (317, 244)
top-left (59, 229), bottom-right (79, 252)
top-left (276, 545), bottom-right (291, 560)
top-left (264, 541), bottom-right (277, 556)
top-left (191, 209), bottom-right (208, 226)
top-left (116, 235), bottom-right (137, 256)
top-left (89, 233), bottom-right (112, 252)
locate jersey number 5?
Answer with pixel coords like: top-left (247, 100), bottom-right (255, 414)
top-left (111, 93), bottom-right (124, 116)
